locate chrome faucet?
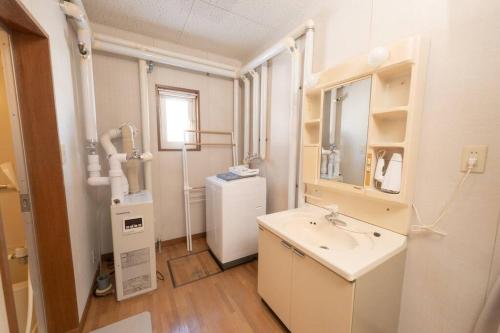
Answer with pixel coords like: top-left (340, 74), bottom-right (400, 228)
top-left (324, 207), bottom-right (347, 227)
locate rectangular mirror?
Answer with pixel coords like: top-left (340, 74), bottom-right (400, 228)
top-left (320, 77), bottom-right (372, 186)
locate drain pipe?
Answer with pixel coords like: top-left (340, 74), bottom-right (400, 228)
top-left (138, 59), bottom-right (153, 192)
top-left (233, 79), bottom-right (240, 163)
top-left (242, 75), bottom-right (250, 161)
top-left (100, 128), bottom-right (129, 204)
top-left (60, 1), bottom-right (103, 184)
top-left (297, 22), bottom-right (315, 207)
top-left (249, 70), bottom-right (260, 158)
top-left (287, 42), bottom-right (300, 209)
top-left (259, 62), bottom-right (268, 160)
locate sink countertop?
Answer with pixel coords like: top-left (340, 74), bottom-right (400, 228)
top-left (257, 204), bottom-right (407, 281)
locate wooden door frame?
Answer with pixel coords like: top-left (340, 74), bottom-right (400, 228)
top-left (0, 1), bottom-right (79, 332)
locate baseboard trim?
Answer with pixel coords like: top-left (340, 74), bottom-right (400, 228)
top-left (79, 267), bottom-right (99, 331)
top-left (161, 232), bottom-right (206, 247)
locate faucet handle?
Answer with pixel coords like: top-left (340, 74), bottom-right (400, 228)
top-left (324, 204), bottom-right (339, 216)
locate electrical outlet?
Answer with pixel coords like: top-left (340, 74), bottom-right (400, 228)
top-left (461, 145), bottom-right (488, 173)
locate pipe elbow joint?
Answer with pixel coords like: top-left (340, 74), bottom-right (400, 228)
top-left (284, 37), bottom-right (297, 53)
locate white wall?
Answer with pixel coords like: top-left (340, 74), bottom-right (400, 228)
top-left (150, 66), bottom-right (234, 242)
top-left (294, 0), bottom-right (500, 331)
top-left (18, 0), bottom-right (98, 321)
top-left (92, 25), bottom-right (237, 251)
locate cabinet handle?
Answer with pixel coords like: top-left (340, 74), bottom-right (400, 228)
top-left (293, 249), bottom-right (305, 258)
top-left (258, 226), bottom-right (264, 231)
top-left (280, 240), bottom-right (292, 249)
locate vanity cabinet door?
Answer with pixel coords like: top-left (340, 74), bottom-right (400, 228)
top-left (290, 249), bottom-right (355, 333)
top-left (258, 227), bottom-right (293, 328)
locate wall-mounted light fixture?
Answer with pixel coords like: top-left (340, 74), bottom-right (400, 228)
top-left (368, 46), bottom-right (390, 67)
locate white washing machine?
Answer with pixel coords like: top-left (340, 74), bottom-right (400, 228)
top-left (205, 176), bottom-right (266, 269)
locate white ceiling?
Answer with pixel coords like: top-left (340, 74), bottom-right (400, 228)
top-left (83, 0), bottom-right (324, 61)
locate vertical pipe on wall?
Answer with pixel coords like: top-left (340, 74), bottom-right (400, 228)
top-left (249, 70), bottom-right (260, 158)
top-left (297, 24), bottom-right (315, 207)
top-left (139, 59), bottom-right (152, 191)
top-left (259, 62), bottom-right (268, 160)
top-left (242, 76), bottom-right (250, 161)
top-left (233, 79), bottom-right (239, 163)
top-left (288, 45), bottom-right (300, 209)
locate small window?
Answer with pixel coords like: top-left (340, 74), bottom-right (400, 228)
top-left (157, 86), bottom-right (200, 151)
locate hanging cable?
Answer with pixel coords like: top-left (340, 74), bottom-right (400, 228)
top-left (411, 155), bottom-right (477, 236)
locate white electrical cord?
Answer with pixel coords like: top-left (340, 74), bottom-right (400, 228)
top-left (411, 156), bottom-right (477, 236)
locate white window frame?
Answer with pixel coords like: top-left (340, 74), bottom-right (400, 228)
top-left (157, 85), bottom-right (200, 151)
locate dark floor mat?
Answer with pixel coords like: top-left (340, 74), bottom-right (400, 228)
top-left (167, 250), bottom-right (221, 287)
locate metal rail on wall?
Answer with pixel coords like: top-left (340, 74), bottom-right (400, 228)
top-left (182, 130), bottom-right (237, 251)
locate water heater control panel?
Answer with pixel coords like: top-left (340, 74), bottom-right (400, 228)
top-left (122, 216), bottom-right (144, 234)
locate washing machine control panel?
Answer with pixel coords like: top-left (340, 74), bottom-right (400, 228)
top-left (122, 216), bottom-right (144, 234)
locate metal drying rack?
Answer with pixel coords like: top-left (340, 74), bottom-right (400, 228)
top-left (182, 130), bottom-right (237, 251)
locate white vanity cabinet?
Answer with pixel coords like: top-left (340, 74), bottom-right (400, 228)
top-left (257, 226), bottom-right (293, 327)
top-left (258, 226), bottom-right (405, 333)
top-left (290, 247), bottom-right (354, 333)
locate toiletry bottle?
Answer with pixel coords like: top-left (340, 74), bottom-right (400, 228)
top-left (327, 152), bottom-right (335, 178)
top-left (332, 149), bottom-right (340, 178)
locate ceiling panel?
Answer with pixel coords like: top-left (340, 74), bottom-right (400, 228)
top-left (201, 0), bottom-right (310, 28)
top-left (179, 0), bottom-right (268, 59)
top-left (83, 0), bottom-right (194, 41)
top-left (83, 0), bottom-right (324, 61)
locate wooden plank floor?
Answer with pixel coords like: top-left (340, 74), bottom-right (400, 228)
top-left (82, 237), bottom-right (287, 333)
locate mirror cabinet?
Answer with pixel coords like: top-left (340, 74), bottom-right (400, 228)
top-left (301, 36), bottom-right (428, 207)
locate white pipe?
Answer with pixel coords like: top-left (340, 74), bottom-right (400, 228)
top-left (249, 70), bottom-right (260, 157)
top-left (288, 47), bottom-right (301, 209)
top-left (233, 79), bottom-right (239, 163)
top-left (100, 128), bottom-right (121, 156)
top-left (242, 76), bottom-right (250, 161)
top-left (109, 153), bottom-right (127, 204)
top-left (61, 1), bottom-right (97, 142)
top-left (93, 34), bottom-right (238, 78)
top-left (297, 25), bottom-right (315, 207)
top-left (240, 20), bottom-right (314, 75)
top-left (288, 19), bottom-right (315, 40)
top-left (241, 37), bottom-right (295, 75)
top-left (87, 177), bottom-right (110, 186)
top-left (181, 145), bottom-right (192, 251)
top-left (259, 62), bottom-right (268, 160)
top-left (61, 1), bottom-right (105, 194)
top-left (95, 33), bottom-right (236, 72)
top-left (60, 1), bottom-right (85, 24)
top-left (231, 132), bottom-right (237, 166)
top-left (101, 129), bottom-right (129, 204)
top-left (122, 124), bottom-right (140, 194)
top-left (139, 59), bottom-right (153, 191)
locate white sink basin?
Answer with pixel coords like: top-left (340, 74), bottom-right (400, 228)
top-left (257, 205), bottom-right (406, 281)
top-left (281, 214), bottom-right (360, 251)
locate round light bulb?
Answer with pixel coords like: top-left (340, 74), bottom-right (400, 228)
top-left (368, 47), bottom-right (390, 67)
